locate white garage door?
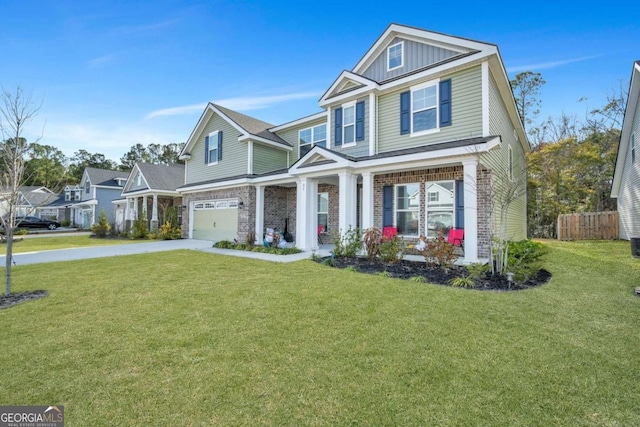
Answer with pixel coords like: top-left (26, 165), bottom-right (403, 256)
top-left (192, 200), bottom-right (238, 241)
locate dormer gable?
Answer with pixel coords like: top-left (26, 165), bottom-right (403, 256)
top-left (319, 71), bottom-right (379, 107)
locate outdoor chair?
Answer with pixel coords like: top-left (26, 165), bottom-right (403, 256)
top-left (382, 226), bottom-right (398, 240)
top-left (447, 228), bottom-right (464, 254)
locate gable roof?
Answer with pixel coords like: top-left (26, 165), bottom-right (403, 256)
top-left (181, 103), bottom-right (292, 157)
top-left (123, 163), bottom-right (185, 194)
top-left (612, 60), bottom-right (640, 197)
top-left (84, 167), bottom-right (129, 187)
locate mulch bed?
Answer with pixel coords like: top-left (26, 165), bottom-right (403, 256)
top-left (319, 257), bottom-right (551, 291)
top-left (0, 290), bottom-right (48, 310)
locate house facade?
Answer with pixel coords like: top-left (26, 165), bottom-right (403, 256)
top-left (70, 167), bottom-right (129, 228)
top-left (113, 162), bottom-right (184, 232)
top-left (611, 60), bottom-right (640, 240)
top-left (178, 24), bottom-right (529, 262)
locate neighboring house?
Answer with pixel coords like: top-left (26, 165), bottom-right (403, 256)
top-left (0, 186), bottom-right (58, 218)
top-left (70, 167), bottom-right (129, 228)
top-left (113, 162), bottom-right (185, 232)
top-left (611, 60), bottom-right (640, 240)
top-left (38, 195), bottom-right (72, 222)
top-left (177, 24), bottom-right (529, 262)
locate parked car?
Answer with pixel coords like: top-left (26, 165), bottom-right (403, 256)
top-left (15, 216), bottom-right (61, 230)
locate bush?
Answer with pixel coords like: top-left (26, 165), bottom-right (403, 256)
top-left (424, 230), bottom-right (458, 270)
top-left (212, 240), bottom-right (302, 255)
top-left (378, 234), bottom-right (405, 264)
top-left (90, 210), bottom-right (111, 238)
top-left (332, 227), bottom-right (362, 258)
top-left (14, 228), bottom-right (29, 236)
top-left (61, 220), bottom-right (71, 227)
top-left (449, 275), bottom-right (475, 288)
top-left (507, 239), bottom-right (546, 283)
top-left (362, 227), bottom-right (382, 260)
top-left (157, 221), bottom-right (182, 240)
top-left (131, 211), bottom-right (149, 239)
top-left (213, 240), bottom-right (234, 249)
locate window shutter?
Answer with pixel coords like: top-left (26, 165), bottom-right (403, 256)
top-left (204, 136), bottom-right (209, 164)
top-left (334, 108), bottom-right (342, 146)
top-left (383, 185), bottom-right (394, 227)
top-left (217, 131), bottom-right (223, 161)
top-left (400, 91), bottom-right (410, 135)
top-left (455, 179), bottom-right (464, 229)
top-left (355, 101), bottom-right (365, 141)
top-left (440, 79), bottom-right (452, 127)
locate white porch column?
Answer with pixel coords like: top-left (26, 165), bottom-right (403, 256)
top-left (142, 196), bottom-right (148, 217)
top-left (124, 199), bottom-right (130, 222)
top-left (133, 197), bottom-right (138, 220)
top-left (296, 177), bottom-right (318, 250)
top-left (361, 171), bottom-right (374, 230)
top-left (339, 170), bottom-right (357, 235)
top-left (152, 194), bottom-right (158, 221)
top-left (254, 185), bottom-right (265, 244)
top-left (463, 160), bottom-right (479, 263)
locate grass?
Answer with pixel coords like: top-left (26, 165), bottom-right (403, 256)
top-left (0, 239), bottom-right (639, 425)
top-left (0, 235), bottom-right (145, 255)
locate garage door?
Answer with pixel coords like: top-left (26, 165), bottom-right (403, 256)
top-left (192, 199), bottom-right (238, 241)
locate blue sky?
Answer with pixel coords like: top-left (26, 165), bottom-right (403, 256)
top-left (2, 0), bottom-right (636, 162)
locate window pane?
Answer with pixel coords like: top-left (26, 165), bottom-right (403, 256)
top-left (344, 125), bottom-right (355, 144)
top-left (299, 129), bottom-right (312, 144)
top-left (413, 108), bottom-right (437, 132)
top-left (343, 106), bottom-right (355, 125)
top-left (318, 192), bottom-right (328, 213)
top-left (412, 86), bottom-right (437, 111)
top-left (209, 147), bottom-right (217, 162)
top-left (313, 124), bottom-right (326, 142)
top-left (396, 183), bottom-right (420, 210)
top-left (318, 213), bottom-right (328, 229)
top-left (426, 181), bottom-right (454, 238)
top-left (300, 144), bottom-right (311, 157)
top-left (397, 211), bottom-right (419, 235)
top-left (315, 140), bottom-right (326, 148)
top-left (389, 44), bottom-right (402, 69)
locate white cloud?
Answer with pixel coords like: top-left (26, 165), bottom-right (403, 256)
top-left (88, 54), bottom-right (116, 68)
top-left (145, 91), bottom-right (322, 119)
top-left (507, 55), bottom-right (601, 73)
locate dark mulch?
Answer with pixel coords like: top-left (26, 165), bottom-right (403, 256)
top-left (319, 257), bottom-right (551, 291)
top-left (0, 290), bottom-right (48, 310)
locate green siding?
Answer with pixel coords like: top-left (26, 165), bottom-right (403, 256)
top-left (329, 97), bottom-right (370, 157)
top-left (618, 94), bottom-right (640, 240)
top-left (483, 72), bottom-right (527, 241)
top-left (378, 66), bottom-right (483, 152)
top-left (274, 117), bottom-right (327, 166)
top-left (253, 143), bottom-right (288, 174)
top-left (186, 113), bottom-right (248, 185)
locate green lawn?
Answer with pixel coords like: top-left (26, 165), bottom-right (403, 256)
top-left (1, 240), bottom-right (638, 426)
top-left (0, 235), bottom-right (144, 255)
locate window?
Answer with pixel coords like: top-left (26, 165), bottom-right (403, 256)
top-left (632, 133), bottom-right (636, 164)
top-left (207, 131), bottom-right (219, 165)
top-left (75, 189), bottom-right (81, 200)
top-left (395, 183), bottom-right (420, 236)
top-left (299, 124), bottom-right (327, 157)
top-left (412, 83), bottom-right (438, 133)
top-left (85, 180), bottom-right (90, 194)
top-left (65, 190), bottom-right (70, 201)
top-left (136, 174), bottom-right (142, 186)
top-left (426, 181), bottom-right (454, 239)
top-left (318, 192), bottom-right (328, 230)
top-left (387, 41), bottom-right (403, 71)
top-left (343, 104), bottom-right (355, 145)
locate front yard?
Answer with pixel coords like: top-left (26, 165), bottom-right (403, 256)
top-left (0, 240), bottom-right (638, 425)
top-left (0, 235), bottom-right (150, 255)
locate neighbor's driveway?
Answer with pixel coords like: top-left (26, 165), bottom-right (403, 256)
top-left (1, 239), bottom-right (214, 266)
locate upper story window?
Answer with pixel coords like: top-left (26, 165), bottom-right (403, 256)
top-left (75, 189), bottom-right (81, 200)
top-left (205, 131), bottom-right (222, 165)
top-left (65, 190), bottom-right (71, 201)
top-left (343, 104), bottom-right (356, 145)
top-left (136, 174), bottom-right (142, 186)
top-left (400, 79), bottom-right (452, 136)
top-left (387, 41), bottom-right (403, 71)
top-left (85, 180), bottom-right (90, 193)
top-left (299, 124), bottom-right (327, 157)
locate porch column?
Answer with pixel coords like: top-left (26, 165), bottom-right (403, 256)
top-left (254, 185), bottom-right (265, 244)
top-left (151, 194), bottom-right (159, 231)
top-left (361, 171), bottom-right (374, 230)
top-left (296, 177), bottom-right (318, 251)
top-left (339, 170), bottom-right (357, 234)
top-left (463, 160), bottom-right (478, 263)
top-left (142, 196), bottom-right (148, 217)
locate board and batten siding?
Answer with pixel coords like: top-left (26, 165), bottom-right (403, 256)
top-left (274, 117), bottom-right (328, 166)
top-left (253, 143), bottom-right (288, 175)
top-left (483, 72), bottom-right (527, 241)
top-left (362, 37), bottom-right (460, 83)
top-left (185, 113), bottom-right (247, 185)
top-left (618, 98), bottom-right (640, 240)
top-left (378, 65), bottom-right (483, 153)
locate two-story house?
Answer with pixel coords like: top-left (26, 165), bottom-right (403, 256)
top-left (177, 24), bottom-right (529, 262)
top-left (70, 167), bottom-right (129, 228)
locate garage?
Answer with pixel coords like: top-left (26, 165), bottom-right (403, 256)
top-left (192, 199), bottom-right (239, 241)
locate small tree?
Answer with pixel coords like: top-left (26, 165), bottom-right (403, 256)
top-left (0, 86), bottom-right (41, 296)
top-left (131, 209), bottom-right (149, 239)
top-left (90, 209), bottom-right (111, 238)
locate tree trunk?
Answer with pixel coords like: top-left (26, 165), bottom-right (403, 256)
top-left (5, 228), bottom-right (13, 296)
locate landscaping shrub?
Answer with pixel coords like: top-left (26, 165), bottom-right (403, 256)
top-left (61, 220), bottom-right (71, 227)
top-left (213, 240), bottom-right (301, 255)
top-left (507, 239), bottom-right (546, 283)
top-left (90, 209), bottom-right (111, 238)
top-left (362, 227), bottom-right (382, 260)
top-left (131, 211), bottom-right (149, 239)
top-left (213, 240), bottom-right (234, 249)
top-left (423, 230), bottom-right (458, 270)
top-left (157, 221), bottom-right (182, 240)
top-left (332, 227), bottom-right (362, 258)
top-left (378, 234), bottom-right (405, 264)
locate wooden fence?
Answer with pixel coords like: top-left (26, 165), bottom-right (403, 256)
top-left (557, 211), bottom-right (618, 241)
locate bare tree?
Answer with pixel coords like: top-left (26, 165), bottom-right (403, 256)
top-left (0, 86), bottom-right (42, 296)
top-left (510, 71), bottom-right (546, 142)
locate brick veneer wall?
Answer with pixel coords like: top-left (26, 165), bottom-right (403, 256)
top-left (181, 185), bottom-right (255, 242)
top-left (476, 169), bottom-right (492, 258)
top-left (264, 186), bottom-right (296, 238)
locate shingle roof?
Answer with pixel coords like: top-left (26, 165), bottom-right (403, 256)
top-left (85, 167), bottom-right (129, 186)
top-left (131, 163), bottom-right (185, 192)
top-left (214, 104), bottom-right (292, 147)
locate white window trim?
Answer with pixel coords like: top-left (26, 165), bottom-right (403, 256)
top-left (425, 180), bottom-right (455, 239)
top-left (318, 192), bottom-right (329, 229)
top-left (207, 131), bottom-right (219, 166)
top-left (387, 41), bottom-right (404, 72)
top-left (341, 101), bottom-right (357, 148)
top-left (298, 124), bottom-right (327, 158)
top-left (410, 79), bottom-right (440, 138)
top-left (394, 183), bottom-right (420, 237)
